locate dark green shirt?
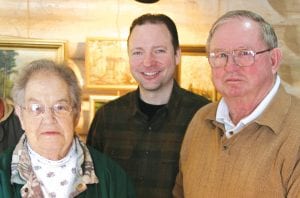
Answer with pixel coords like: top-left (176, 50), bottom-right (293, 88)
top-left (87, 81), bottom-right (209, 198)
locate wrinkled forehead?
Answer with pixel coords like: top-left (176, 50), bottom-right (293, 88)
top-left (24, 72), bottom-right (70, 99)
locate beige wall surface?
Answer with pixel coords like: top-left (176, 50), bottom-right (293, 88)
top-left (1, 0), bottom-right (299, 138)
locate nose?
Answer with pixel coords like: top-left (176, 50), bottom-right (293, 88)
top-left (41, 107), bottom-right (56, 122)
top-left (143, 52), bottom-right (155, 67)
top-left (224, 54), bottom-right (239, 71)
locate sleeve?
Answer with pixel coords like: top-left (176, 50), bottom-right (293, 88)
top-left (0, 149), bottom-right (15, 197)
top-left (287, 150), bottom-right (300, 197)
top-left (172, 167), bottom-right (184, 198)
top-left (107, 156), bottom-right (136, 198)
top-left (91, 149), bottom-right (136, 198)
top-left (86, 107), bottom-right (105, 151)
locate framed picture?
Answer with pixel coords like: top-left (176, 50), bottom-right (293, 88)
top-left (89, 94), bottom-right (119, 124)
top-left (0, 37), bottom-right (65, 98)
top-left (178, 45), bottom-right (219, 101)
top-left (85, 38), bottom-right (137, 90)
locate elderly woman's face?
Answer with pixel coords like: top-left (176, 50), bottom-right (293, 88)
top-left (17, 71), bottom-right (75, 159)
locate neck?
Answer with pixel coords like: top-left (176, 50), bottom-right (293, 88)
top-left (225, 89), bottom-right (273, 125)
top-left (224, 76), bottom-right (277, 124)
top-left (139, 80), bottom-right (174, 105)
top-left (225, 98), bottom-right (257, 124)
top-left (29, 143), bottom-right (72, 161)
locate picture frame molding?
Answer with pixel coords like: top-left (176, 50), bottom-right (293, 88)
top-left (85, 37), bottom-right (137, 90)
top-left (88, 94), bottom-right (119, 124)
top-left (179, 45), bottom-right (219, 101)
top-left (0, 37), bottom-right (66, 63)
top-left (0, 37), bottom-right (66, 98)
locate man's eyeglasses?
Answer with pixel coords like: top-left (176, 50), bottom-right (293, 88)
top-left (208, 48), bottom-right (273, 68)
top-left (21, 102), bottom-right (73, 117)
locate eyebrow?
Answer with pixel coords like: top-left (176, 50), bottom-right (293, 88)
top-left (25, 98), bottom-right (70, 104)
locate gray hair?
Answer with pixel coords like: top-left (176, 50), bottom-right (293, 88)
top-left (11, 59), bottom-right (81, 117)
top-left (206, 10), bottom-right (278, 52)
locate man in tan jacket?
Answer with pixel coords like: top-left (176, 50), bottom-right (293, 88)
top-left (173, 10), bottom-right (300, 198)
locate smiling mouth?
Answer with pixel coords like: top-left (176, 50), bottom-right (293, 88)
top-left (142, 71), bottom-right (160, 76)
top-left (142, 71), bottom-right (160, 80)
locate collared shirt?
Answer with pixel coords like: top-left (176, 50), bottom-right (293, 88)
top-left (216, 75), bottom-right (280, 138)
top-left (87, 81), bottom-right (209, 198)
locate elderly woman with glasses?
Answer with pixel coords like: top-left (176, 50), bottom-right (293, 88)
top-left (0, 59), bottom-right (135, 198)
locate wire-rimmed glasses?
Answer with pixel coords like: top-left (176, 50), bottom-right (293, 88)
top-left (21, 102), bottom-right (73, 117)
top-left (208, 48), bottom-right (272, 68)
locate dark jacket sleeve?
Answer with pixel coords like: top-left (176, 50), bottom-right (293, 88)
top-left (86, 107), bottom-right (105, 151)
top-left (0, 148), bottom-right (20, 198)
top-left (0, 111), bottom-right (24, 153)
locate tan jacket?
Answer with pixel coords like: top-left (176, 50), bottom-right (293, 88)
top-left (173, 86), bottom-right (300, 198)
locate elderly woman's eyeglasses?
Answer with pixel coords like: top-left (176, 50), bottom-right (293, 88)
top-left (22, 102), bottom-right (73, 117)
top-left (208, 48), bottom-right (272, 68)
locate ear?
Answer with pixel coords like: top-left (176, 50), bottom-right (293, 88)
top-left (270, 47), bottom-right (282, 74)
top-left (175, 48), bottom-right (181, 66)
top-left (15, 105), bottom-right (25, 130)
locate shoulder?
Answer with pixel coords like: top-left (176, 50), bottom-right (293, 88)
top-left (197, 102), bottom-right (217, 113)
top-left (172, 86), bottom-right (210, 111)
top-left (0, 148), bottom-right (14, 167)
top-left (174, 84), bottom-right (210, 104)
top-left (99, 91), bottom-right (136, 109)
top-left (92, 91), bottom-right (137, 119)
top-left (291, 94), bottom-right (300, 109)
top-left (0, 148), bottom-right (14, 178)
top-left (187, 102), bottom-right (218, 128)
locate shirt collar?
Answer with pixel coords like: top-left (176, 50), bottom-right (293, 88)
top-left (132, 80), bottom-right (181, 116)
top-left (216, 75), bottom-right (281, 138)
top-left (11, 134), bottom-right (98, 187)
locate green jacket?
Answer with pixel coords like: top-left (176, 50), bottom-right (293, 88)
top-left (0, 146), bottom-right (136, 198)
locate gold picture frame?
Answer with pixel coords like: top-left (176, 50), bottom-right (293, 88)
top-left (178, 45), bottom-right (218, 101)
top-left (0, 37), bottom-right (65, 98)
top-left (85, 38), bottom-right (137, 90)
top-left (89, 94), bottom-right (119, 124)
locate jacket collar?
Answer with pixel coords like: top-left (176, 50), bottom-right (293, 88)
top-left (11, 134), bottom-right (99, 196)
top-left (130, 80), bottom-right (181, 117)
top-left (207, 85), bottom-right (292, 135)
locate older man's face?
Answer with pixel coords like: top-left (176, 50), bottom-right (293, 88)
top-left (209, 18), bottom-right (279, 102)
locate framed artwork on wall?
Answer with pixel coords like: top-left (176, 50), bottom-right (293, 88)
top-left (178, 45), bottom-right (219, 101)
top-left (85, 38), bottom-right (137, 90)
top-left (0, 37), bottom-right (65, 99)
top-left (89, 94), bottom-right (119, 124)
